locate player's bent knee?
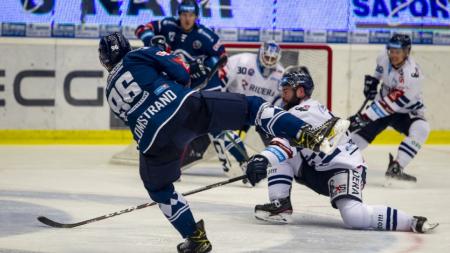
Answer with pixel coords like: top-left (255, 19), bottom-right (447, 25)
top-left (148, 184), bottom-right (175, 203)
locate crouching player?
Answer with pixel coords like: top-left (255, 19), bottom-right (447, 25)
top-left (245, 67), bottom-right (438, 233)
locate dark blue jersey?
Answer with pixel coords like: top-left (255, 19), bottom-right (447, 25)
top-left (105, 47), bottom-right (195, 153)
top-left (136, 17), bottom-right (226, 90)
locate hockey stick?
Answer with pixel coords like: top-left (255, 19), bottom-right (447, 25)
top-left (357, 97), bottom-right (371, 115)
top-left (194, 55), bottom-right (228, 91)
top-left (37, 174), bottom-right (247, 228)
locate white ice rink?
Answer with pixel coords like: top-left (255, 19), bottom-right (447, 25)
top-left (1, 145), bottom-right (449, 253)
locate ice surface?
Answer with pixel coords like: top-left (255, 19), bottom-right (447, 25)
top-left (0, 145), bottom-right (449, 253)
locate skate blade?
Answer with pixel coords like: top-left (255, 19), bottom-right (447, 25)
top-left (320, 119), bottom-right (350, 155)
top-left (384, 176), bottom-right (416, 188)
top-left (423, 222), bottom-right (439, 233)
top-left (255, 211), bottom-right (292, 224)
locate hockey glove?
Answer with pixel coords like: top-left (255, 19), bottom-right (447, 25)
top-left (245, 154), bottom-right (269, 186)
top-left (189, 58), bottom-right (210, 81)
top-left (363, 75), bottom-right (380, 100)
top-left (150, 35), bottom-right (170, 52)
top-left (348, 113), bottom-right (371, 132)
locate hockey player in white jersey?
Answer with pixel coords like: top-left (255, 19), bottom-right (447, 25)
top-left (349, 34), bottom-right (429, 183)
top-left (245, 67), bottom-right (438, 233)
top-left (215, 41), bottom-right (284, 172)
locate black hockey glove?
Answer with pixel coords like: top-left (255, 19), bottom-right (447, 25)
top-left (348, 113), bottom-right (371, 132)
top-left (189, 58), bottom-right (210, 81)
top-left (363, 75), bottom-right (380, 100)
top-left (150, 35), bottom-right (169, 52)
top-left (245, 154), bottom-right (269, 186)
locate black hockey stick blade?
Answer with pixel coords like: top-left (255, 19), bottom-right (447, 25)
top-left (38, 216), bottom-right (74, 228)
top-left (37, 174), bottom-right (246, 228)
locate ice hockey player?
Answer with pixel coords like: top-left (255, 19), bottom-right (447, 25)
top-left (349, 34), bottom-right (429, 183)
top-left (134, 0), bottom-right (230, 172)
top-left (216, 40), bottom-right (284, 174)
top-left (99, 33), bottom-right (349, 253)
top-left (134, 0), bottom-right (225, 91)
top-left (245, 67), bottom-right (438, 234)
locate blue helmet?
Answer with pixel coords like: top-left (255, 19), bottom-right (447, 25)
top-left (387, 33), bottom-right (412, 51)
top-left (178, 0), bottom-right (199, 16)
top-left (98, 32), bottom-right (131, 72)
top-left (280, 66), bottom-right (314, 97)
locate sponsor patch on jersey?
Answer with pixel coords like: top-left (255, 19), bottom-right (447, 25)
top-left (154, 83), bottom-right (169, 96)
top-left (193, 40), bottom-right (202, 49)
top-left (248, 68), bottom-right (255, 76)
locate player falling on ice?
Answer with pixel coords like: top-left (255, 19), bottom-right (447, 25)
top-left (216, 40), bottom-right (285, 170)
top-left (244, 67), bottom-right (438, 234)
top-left (349, 34), bottom-right (429, 184)
top-left (99, 32), bottom-right (349, 253)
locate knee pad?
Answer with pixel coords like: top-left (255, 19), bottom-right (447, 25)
top-left (148, 184), bottom-right (175, 203)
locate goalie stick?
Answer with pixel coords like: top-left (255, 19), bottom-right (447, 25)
top-left (37, 174), bottom-right (246, 228)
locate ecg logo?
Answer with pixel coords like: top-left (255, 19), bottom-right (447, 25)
top-left (20, 0), bottom-right (54, 14)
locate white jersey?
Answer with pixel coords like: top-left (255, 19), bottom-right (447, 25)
top-left (363, 51), bottom-right (426, 121)
top-left (224, 53), bottom-right (284, 104)
top-left (262, 99), bottom-right (366, 172)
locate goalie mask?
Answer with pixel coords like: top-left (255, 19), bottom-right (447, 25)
top-left (258, 40), bottom-right (281, 69)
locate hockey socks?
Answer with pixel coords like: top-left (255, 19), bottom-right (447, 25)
top-left (336, 199), bottom-right (413, 231)
top-left (151, 185), bottom-right (197, 238)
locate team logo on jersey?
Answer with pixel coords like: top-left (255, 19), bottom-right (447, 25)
top-left (376, 65), bottom-right (383, 74)
top-left (248, 68), bottom-right (255, 76)
top-left (329, 179), bottom-right (346, 198)
top-left (193, 40), bottom-right (202, 49)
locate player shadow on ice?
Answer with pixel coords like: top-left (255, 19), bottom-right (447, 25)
top-left (0, 199), bottom-right (71, 238)
top-left (0, 190), bottom-right (151, 238)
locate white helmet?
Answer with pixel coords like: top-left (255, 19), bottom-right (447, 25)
top-left (258, 40), bottom-right (281, 69)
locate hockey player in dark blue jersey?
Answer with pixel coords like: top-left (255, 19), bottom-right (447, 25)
top-left (135, 0), bottom-right (225, 91)
top-left (99, 32), bottom-right (349, 253)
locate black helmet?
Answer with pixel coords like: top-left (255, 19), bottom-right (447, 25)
top-left (178, 0), bottom-right (199, 16)
top-left (387, 33), bottom-right (412, 51)
top-left (281, 66), bottom-right (314, 97)
top-left (99, 32), bottom-right (131, 71)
